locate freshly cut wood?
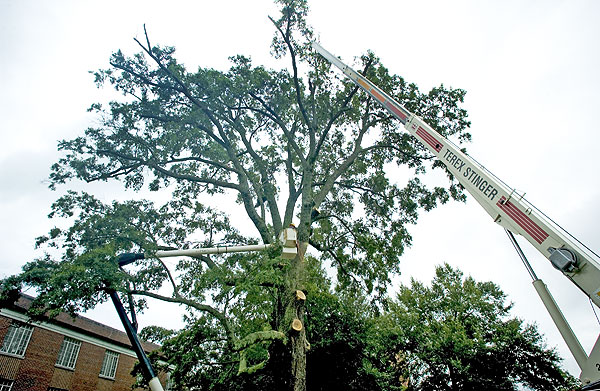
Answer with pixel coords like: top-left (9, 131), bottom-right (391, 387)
top-left (295, 290), bottom-right (306, 301)
top-left (291, 318), bottom-right (303, 331)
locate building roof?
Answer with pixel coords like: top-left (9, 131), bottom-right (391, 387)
top-left (4, 293), bottom-right (160, 353)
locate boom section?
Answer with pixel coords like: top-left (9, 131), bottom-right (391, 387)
top-left (312, 42), bottom-right (600, 307)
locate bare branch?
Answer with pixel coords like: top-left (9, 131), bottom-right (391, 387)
top-left (283, 141), bottom-right (302, 226)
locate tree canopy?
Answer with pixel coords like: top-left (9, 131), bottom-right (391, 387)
top-left (133, 263), bottom-right (578, 390)
top-left (1, 0), bottom-right (477, 389)
top-left (368, 264), bottom-right (578, 391)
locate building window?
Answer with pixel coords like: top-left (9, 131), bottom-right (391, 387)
top-left (1, 322), bottom-right (33, 357)
top-left (0, 378), bottom-right (14, 391)
top-left (99, 350), bottom-right (119, 379)
top-left (55, 337), bottom-right (81, 370)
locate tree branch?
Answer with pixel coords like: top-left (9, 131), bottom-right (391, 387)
top-left (268, 16), bottom-right (314, 152)
top-left (283, 141), bottom-right (301, 227)
top-left (248, 92), bottom-right (307, 167)
top-left (96, 148), bottom-right (241, 190)
top-left (312, 59), bottom-right (372, 163)
top-left (133, 29), bottom-right (230, 150)
top-left (134, 27), bottom-right (274, 241)
top-left (234, 330), bottom-right (285, 352)
top-left (230, 120), bottom-right (283, 234)
top-left (313, 120), bottom-right (370, 208)
top-left (308, 238), bottom-right (362, 288)
top-left (130, 289), bottom-right (235, 348)
top-left (138, 111), bottom-right (228, 150)
top-left (162, 156), bottom-right (238, 175)
top-left (156, 258), bottom-right (180, 297)
top-left (109, 61), bottom-right (182, 93)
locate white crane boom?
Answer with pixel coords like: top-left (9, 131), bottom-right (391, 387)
top-left (313, 41), bottom-right (600, 386)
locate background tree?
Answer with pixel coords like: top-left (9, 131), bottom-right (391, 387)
top-left (368, 264), bottom-right (579, 391)
top-left (1, 0), bottom-right (471, 389)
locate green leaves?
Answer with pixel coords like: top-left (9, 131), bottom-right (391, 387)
top-left (270, 0), bottom-right (313, 59)
top-left (10, 190), bottom-right (253, 317)
top-left (4, 252), bottom-right (119, 318)
top-left (370, 264), bottom-right (576, 391)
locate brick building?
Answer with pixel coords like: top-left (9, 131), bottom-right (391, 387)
top-left (0, 294), bottom-right (170, 391)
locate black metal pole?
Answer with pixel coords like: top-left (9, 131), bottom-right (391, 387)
top-left (108, 289), bottom-right (156, 381)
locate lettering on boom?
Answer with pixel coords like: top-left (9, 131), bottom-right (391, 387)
top-left (442, 149), bottom-right (499, 201)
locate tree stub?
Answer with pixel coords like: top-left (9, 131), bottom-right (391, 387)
top-left (295, 290), bottom-right (306, 301)
top-left (291, 318), bottom-right (303, 331)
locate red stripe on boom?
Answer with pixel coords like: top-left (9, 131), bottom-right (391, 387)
top-left (385, 101), bottom-right (408, 122)
top-left (370, 88), bottom-right (385, 103)
top-left (416, 126), bottom-right (443, 153)
top-left (497, 197), bottom-right (549, 244)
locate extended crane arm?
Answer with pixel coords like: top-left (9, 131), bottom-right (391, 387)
top-left (312, 42), bottom-right (600, 308)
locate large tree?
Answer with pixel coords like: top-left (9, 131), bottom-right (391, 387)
top-left (1, 1), bottom-right (471, 389)
top-left (369, 264), bottom-right (578, 391)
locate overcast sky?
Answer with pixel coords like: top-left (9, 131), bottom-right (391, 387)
top-left (1, 0), bottom-right (600, 378)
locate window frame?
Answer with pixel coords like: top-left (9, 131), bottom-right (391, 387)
top-left (99, 349), bottom-right (119, 380)
top-left (55, 336), bottom-right (81, 370)
top-left (0, 378), bottom-right (14, 391)
top-left (0, 322), bottom-right (34, 358)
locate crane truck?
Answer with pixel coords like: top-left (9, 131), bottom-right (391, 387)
top-left (312, 41), bottom-right (600, 387)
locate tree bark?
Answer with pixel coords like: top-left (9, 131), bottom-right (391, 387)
top-left (287, 241), bottom-right (308, 391)
top-left (291, 326), bottom-right (307, 391)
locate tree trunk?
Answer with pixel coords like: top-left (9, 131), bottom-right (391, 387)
top-left (291, 327), bottom-right (307, 391)
top-left (287, 241), bottom-right (308, 391)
